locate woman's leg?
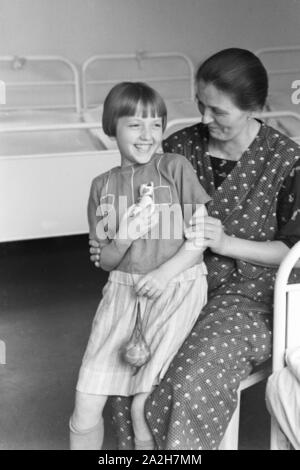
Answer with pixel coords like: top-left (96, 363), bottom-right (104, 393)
top-left (145, 307), bottom-right (272, 450)
top-left (111, 298), bottom-right (272, 451)
top-left (70, 391), bottom-right (108, 450)
top-left (131, 392), bottom-right (154, 450)
top-left (111, 304), bottom-right (272, 450)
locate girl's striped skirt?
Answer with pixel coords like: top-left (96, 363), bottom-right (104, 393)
top-left (76, 263), bottom-right (207, 396)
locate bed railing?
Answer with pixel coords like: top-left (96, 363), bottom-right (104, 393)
top-left (270, 240), bottom-right (300, 449)
top-left (165, 110), bottom-right (300, 144)
top-left (82, 51), bottom-right (195, 109)
top-left (1, 110), bottom-right (299, 150)
top-left (256, 46), bottom-right (300, 77)
top-left (273, 240), bottom-right (300, 372)
top-left (0, 55), bottom-right (81, 113)
top-left (0, 121), bottom-right (101, 134)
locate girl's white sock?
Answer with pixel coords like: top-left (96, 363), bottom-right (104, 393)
top-left (69, 417), bottom-right (104, 450)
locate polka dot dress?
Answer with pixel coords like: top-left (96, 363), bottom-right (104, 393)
top-left (111, 304), bottom-right (272, 450)
top-left (110, 122), bottom-right (300, 450)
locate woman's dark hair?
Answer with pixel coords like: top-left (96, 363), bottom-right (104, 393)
top-left (195, 48), bottom-right (268, 111)
top-left (102, 81), bottom-right (167, 136)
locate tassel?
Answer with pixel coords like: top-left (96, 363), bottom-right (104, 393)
top-left (120, 298), bottom-right (151, 374)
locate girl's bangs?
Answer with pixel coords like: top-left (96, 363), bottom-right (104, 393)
top-left (120, 97), bottom-right (163, 118)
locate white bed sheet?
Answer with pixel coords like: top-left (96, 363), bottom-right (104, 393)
top-left (0, 148), bottom-right (121, 242)
top-left (0, 110), bottom-right (106, 156)
top-left (265, 92), bottom-right (300, 138)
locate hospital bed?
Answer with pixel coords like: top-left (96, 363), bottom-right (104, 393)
top-left (81, 51), bottom-right (200, 147)
top-left (270, 240), bottom-right (300, 450)
top-left (219, 241), bottom-right (300, 450)
top-left (81, 48), bottom-right (300, 146)
top-left (255, 46), bottom-right (300, 142)
top-left (0, 55), bottom-right (121, 242)
top-left (1, 50), bottom-right (299, 243)
top-left (0, 52), bottom-right (200, 242)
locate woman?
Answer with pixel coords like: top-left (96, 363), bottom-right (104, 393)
top-left (90, 48), bottom-right (300, 449)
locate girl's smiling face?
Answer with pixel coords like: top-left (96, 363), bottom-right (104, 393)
top-left (116, 105), bottom-right (163, 167)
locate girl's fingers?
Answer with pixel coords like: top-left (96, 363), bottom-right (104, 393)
top-left (135, 277), bottom-right (161, 298)
top-left (144, 288), bottom-right (156, 298)
top-left (149, 288), bottom-right (163, 300)
top-left (134, 278), bottom-right (148, 295)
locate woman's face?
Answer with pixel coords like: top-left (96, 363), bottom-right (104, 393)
top-left (195, 80), bottom-right (251, 142)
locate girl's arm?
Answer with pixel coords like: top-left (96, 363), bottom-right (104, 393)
top-left (158, 237), bottom-right (205, 278)
top-left (97, 238), bottom-right (132, 272)
top-left (134, 240), bottom-right (205, 298)
top-left (97, 207), bottom-right (159, 272)
top-left (88, 175), bottom-right (159, 271)
top-left (135, 206), bottom-right (207, 298)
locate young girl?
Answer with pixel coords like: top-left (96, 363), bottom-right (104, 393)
top-left (70, 82), bottom-right (211, 450)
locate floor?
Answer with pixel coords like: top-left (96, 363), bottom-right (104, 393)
top-left (0, 236), bottom-right (270, 450)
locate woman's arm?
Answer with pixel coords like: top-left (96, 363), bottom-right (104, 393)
top-left (134, 239), bottom-right (205, 298)
top-left (186, 215), bottom-right (290, 267)
top-left (89, 239), bottom-right (102, 268)
top-left (134, 205), bottom-right (208, 299)
top-left (220, 234), bottom-right (289, 267)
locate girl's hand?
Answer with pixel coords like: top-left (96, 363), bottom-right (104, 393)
top-left (89, 239), bottom-right (101, 267)
top-left (89, 205), bottom-right (159, 268)
top-left (134, 269), bottom-right (169, 300)
top-left (117, 205), bottom-right (159, 243)
top-left (185, 215), bottom-right (229, 255)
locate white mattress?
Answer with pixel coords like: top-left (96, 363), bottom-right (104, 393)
top-left (265, 92), bottom-right (300, 138)
top-left (0, 110), bottom-right (106, 156)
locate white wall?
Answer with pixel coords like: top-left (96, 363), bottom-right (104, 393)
top-left (0, 0), bottom-right (299, 66)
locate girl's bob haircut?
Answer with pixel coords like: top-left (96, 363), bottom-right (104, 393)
top-left (102, 81), bottom-right (167, 137)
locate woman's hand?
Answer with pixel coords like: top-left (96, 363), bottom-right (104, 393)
top-left (89, 239), bottom-right (101, 267)
top-left (134, 268), bottom-right (170, 300)
top-left (185, 214), bottom-right (229, 255)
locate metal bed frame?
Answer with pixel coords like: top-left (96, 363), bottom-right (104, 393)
top-left (81, 51), bottom-right (195, 109)
top-left (0, 55), bottom-right (81, 112)
top-left (255, 45), bottom-right (300, 83)
top-left (1, 52), bottom-right (300, 450)
top-left (255, 46), bottom-right (300, 140)
top-left (0, 54), bottom-right (120, 242)
top-left (220, 241), bottom-right (300, 450)
top-left (1, 51), bottom-right (299, 243)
